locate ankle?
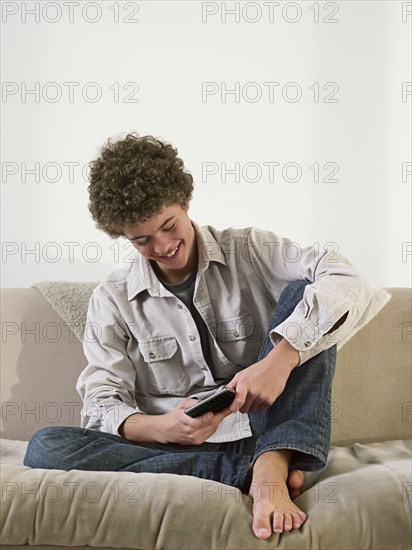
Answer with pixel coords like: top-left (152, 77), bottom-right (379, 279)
top-left (253, 449), bottom-right (293, 480)
top-left (255, 449), bottom-right (293, 466)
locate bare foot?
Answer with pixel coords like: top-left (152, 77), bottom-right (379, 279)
top-left (249, 450), bottom-right (307, 539)
top-left (288, 469), bottom-right (305, 500)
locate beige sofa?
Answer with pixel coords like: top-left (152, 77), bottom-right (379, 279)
top-left (1, 285), bottom-right (411, 549)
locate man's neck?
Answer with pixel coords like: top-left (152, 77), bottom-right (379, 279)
top-left (152, 262), bottom-right (197, 285)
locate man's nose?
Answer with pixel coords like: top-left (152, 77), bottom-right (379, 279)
top-left (153, 237), bottom-right (172, 256)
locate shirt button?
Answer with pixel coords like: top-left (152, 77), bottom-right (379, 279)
top-left (234, 331), bottom-right (240, 338)
top-left (304, 341), bottom-right (311, 348)
top-left (189, 335), bottom-right (196, 341)
top-left (149, 352), bottom-right (156, 359)
top-left (177, 304), bottom-right (183, 310)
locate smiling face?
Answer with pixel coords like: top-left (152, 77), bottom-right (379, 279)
top-left (123, 203), bottom-right (198, 284)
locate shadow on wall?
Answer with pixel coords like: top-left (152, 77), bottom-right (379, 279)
top-left (1, 288), bottom-right (87, 441)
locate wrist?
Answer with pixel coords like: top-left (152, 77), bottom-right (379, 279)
top-left (281, 337), bottom-right (301, 368)
top-left (264, 338), bottom-right (300, 371)
top-left (155, 412), bottom-right (170, 444)
top-left (119, 412), bottom-right (142, 439)
top-left (120, 412), bottom-right (166, 443)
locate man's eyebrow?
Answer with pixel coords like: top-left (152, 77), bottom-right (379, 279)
top-left (129, 216), bottom-right (175, 241)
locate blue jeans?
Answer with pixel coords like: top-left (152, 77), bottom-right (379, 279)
top-left (24, 280), bottom-right (337, 493)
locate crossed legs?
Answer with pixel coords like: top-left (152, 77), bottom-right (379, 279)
top-left (24, 279), bottom-right (337, 539)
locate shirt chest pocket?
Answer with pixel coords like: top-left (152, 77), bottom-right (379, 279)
top-left (216, 311), bottom-right (261, 367)
top-left (139, 336), bottom-right (190, 395)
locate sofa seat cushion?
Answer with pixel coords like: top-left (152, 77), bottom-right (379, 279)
top-left (0, 438), bottom-right (411, 549)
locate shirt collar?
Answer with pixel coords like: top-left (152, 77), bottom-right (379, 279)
top-left (127, 220), bottom-right (226, 301)
top-left (192, 220), bottom-right (227, 271)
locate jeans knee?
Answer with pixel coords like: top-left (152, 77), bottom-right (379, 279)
top-left (274, 279), bottom-right (311, 323)
top-left (281, 279), bottom-right (311, 301)
top-left (23, 426), bottom-right (67, 468)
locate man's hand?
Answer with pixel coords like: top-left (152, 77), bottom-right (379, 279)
top-left (226, 338), bottom-right (300, 414)
top-left (159, 398), bottom-right (233, 445)
top-left (119, 398), bottom-right (233, 445)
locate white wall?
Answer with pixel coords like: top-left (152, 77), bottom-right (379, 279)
top-left (1, 0), bottom-right (411, 288)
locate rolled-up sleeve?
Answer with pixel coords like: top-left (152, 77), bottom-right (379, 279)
top-left (246, 228), bottom-right (391, 365)
top-left (76, 291), bottom-right (145, 435)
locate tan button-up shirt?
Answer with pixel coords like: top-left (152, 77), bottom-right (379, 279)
top-left (76, 222), bottom-right (391, 442)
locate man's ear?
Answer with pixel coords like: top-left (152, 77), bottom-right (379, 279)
top-left (183, 201), bottom-right (190, 213)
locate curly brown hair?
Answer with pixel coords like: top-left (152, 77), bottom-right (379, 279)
top-left (87, 133), bottom-right (194, 238)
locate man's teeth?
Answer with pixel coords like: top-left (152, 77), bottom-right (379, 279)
top-left (164, 244), bottom-right (179, 257)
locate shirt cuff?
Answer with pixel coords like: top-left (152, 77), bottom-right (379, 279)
top-left (269, 285), bottom-right (392, 366)
top-left (269, 308), bottom-right (347, 366)
top-left (270, 317), bottom-right (323, 366)
top-left (101, 403), bottom-right (146, 436)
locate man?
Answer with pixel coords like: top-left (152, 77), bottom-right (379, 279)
top-left (24, 133), bottom-right (391, 540)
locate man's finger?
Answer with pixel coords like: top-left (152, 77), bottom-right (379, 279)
top-left (213, 406), bottom-right (233, 423)
top-left (177, 398), bottom-right (200, 410)
top-left (229, 386), bottom-right (247, 412)
top-left (239, 395), bottom-right (257, 413)
top-left (200, 411), bottom-right (215, 423)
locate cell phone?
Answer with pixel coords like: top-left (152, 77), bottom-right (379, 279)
top-left (184, 386), bottom-right (236, 418)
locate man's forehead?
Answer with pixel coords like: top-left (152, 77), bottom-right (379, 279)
top-left (123, 204), bottom-right (185, 238)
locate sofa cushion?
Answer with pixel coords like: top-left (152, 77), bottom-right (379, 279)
top-left (1, 438), bottom-right (411, 549)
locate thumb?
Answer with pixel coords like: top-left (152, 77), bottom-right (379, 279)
top-left (229, 383), bottom-right (247, 413)
top-left (226, 375), bottom-right (239, 390)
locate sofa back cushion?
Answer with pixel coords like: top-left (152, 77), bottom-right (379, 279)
top-left (1, 286), bottom-right (410, 444)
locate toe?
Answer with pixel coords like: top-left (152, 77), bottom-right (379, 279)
top-left (253, 523), bottom-right (272, 540)
top-left (291, 511), bottom-right (305, 529)
top-left (257, 528), bottom-right (271, 539)
top-left (283, 513), bottom-right (293, 531)
top-left (298, 510), bottom-right (308, 523)
top-left (272, 511), bottom-right (284, 533)
top-left (288, 469), bottom-right (305, 490)
top-left (252, 510), bottom-right (272, 539)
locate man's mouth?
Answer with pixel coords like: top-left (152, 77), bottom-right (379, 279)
top-left (159, 242), bottom-right (181, 260)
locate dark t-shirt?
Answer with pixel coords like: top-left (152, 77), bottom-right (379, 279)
top-left (159, 269), bottom-right (215, 374)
